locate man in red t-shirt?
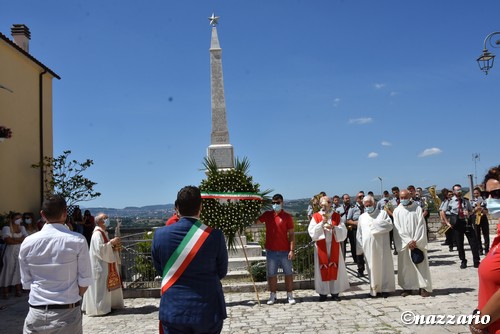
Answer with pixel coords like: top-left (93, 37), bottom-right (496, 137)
top-left (165, 201), bottom-right (180, 226)
top-left (257, 194), bottom-right (295, 305)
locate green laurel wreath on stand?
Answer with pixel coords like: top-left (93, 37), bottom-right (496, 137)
top-left (199, 157), bottom-right (271, 250)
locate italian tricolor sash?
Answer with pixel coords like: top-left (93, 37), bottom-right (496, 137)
top-left (160, 220), bottom-right (213, 295)
top-left (313, 212), bottom-right (340, 281)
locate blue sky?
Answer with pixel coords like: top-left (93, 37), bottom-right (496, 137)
top-left (2, 1), bottom-right (500, 208)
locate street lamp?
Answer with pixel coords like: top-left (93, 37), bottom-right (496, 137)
top-left (477, 32), bottom-right (500, 75)
top-left (378, 177), bottom-right (383, 197)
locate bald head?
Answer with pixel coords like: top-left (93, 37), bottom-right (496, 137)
top-left (400, 189), bottom-right (410, 200)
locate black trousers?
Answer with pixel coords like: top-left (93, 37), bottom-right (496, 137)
top-left (444, 215), bottom-right (455, 247)
top-left (473, 215), bottom-right (490, 253)
top-left (345, 228), bottom-right (365, 272)
top-left (451, 216), bottom-right (480, 264)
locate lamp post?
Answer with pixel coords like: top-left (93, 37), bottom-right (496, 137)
top-left (477, 32), bottom-right (500, 75)
top-left (472, 153), bottom-right (480, 186)
top-left (378, 177), bottom-right (383, 197)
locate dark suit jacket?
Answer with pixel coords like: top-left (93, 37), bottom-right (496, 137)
top-left (152, 217), bottom-right (228, 326)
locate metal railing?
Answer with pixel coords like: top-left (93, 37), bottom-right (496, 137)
top-left (118, 228), bottom-right (315, 289)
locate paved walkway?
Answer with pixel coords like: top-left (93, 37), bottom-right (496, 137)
top-left (0, 239), bottom-right (482, 333)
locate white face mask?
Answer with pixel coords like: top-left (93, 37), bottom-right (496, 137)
top-left (25, 218), bottom-right (32, 224)
top-left (14, 218), bottom-right (22, 225)
top-left (365, 206), bottom-right (375, 213)
top-left (486, 198), bottom-right (500, 219)
top-left (104, 218), bottom-right (110, 227)
top-left (400, 199), bottom-right (411, 206)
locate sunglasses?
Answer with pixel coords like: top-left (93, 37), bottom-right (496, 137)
top-left (272, 201), bottom-right (282, 204)
top-left (482, 189), bottom-right (500, 199)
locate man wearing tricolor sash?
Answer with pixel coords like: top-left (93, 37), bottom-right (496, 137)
top-left (152, 186), bottom-right (228, 334)
top-left (308, 196), bottom-right (350, 301)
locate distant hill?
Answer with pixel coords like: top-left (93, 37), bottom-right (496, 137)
top-left (82, 204), bottom-right (175, 219)
top-left (83, 200), bottom-right (311, 219)
top-left (82, 187), bottom-right (468, 220)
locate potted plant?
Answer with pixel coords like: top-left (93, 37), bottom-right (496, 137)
top-left (0, 126), bottom-right (12, 142)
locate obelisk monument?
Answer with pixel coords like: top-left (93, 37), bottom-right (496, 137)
top-left (207, 13), bottom-right (234, 169)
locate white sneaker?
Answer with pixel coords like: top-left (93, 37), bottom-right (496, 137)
top-left (267, 292), bottom-right (276, 305)
top-left (287, 292), bottom-right (296, 305)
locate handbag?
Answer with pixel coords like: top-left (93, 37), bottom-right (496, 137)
top-left (411, 248), bottom-right (424, 264)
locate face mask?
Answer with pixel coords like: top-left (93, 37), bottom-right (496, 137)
top-left (272, 204), bottom-right (282, 212)
top-left (401, 199), bottom-right (410, 206)
top-left (455, 190), bottom-right (462, 196)
top-left (14, 218), bottom-right (22, 225)
top-left (486, 198), bottom-right (500, 219)
top-left (25, 218), bottom-right (32, 224)
top-left (104, 218), bottom-right (110, 227)
top-left (365, 206), bottom-right (375, 213)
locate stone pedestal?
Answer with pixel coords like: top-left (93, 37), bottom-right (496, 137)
top-left (207, 144), bottom-right (234, 169)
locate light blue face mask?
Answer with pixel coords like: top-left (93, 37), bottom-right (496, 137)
top-left (272, 204), bottom-right (282, 212)
top-left (486, 198), bottom-right (500, 219)
top-left (365, 206), bottom-right (375, 213)
top-left (104, 218), bottom-right (110, 227)
top-left (400, 199), bottom-right (410, 206)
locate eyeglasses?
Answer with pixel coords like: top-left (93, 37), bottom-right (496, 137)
top-left (482, 189), bottom-right (500, 199)
top-left (357, 196), bottom-right (364, 199)
top-left (272, 201), bottom-right (282, 205)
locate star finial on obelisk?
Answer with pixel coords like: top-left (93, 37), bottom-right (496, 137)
top-left (207, 12), bottom-right (234, 170)
top-left (208, 13), bottom-right (220, 26)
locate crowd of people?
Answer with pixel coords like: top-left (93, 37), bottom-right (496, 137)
top-left (0, 198), bottom-right (124, 333)
top-left (1, 164), bottom-right (499, 333)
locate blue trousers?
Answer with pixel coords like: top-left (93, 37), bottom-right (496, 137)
top-left (161, 320), bottom-right (223, 334)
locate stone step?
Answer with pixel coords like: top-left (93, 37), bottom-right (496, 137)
top-left (228, 256), bottom-right (266, 270)
top-left (224, 270), bottom-right (250, 279)
top-left (228, 244), bottom-right (263, 258)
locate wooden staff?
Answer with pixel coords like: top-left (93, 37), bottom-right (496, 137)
top-left (114, 218), bottom-right (124, 286)
top-left (238, 233), bottom-right (261, 306)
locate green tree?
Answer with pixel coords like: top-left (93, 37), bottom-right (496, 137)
top-left (31, 150), bottom-right (101, 206)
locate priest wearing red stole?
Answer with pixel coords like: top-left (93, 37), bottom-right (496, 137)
top-left (308, 196), bottom-right (350, 301)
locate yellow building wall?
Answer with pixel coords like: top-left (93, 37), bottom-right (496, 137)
top-left (0, 40), bottom-right (56, 216)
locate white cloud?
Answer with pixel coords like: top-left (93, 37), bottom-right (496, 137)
top-left (348, 117), bottom-right (373, 125)
top-left (368, 152), bottom-right (379, 158)
top-left (390, 91), bottom-right (398, 96)
top-left (333, 97), bottom-right (341, 107)
top-left (381, 141), bottom-right (392, 146)
top-left (418, 147), bottom-right (442, 157)
top-left (374, 83), bottom-right (386, 89)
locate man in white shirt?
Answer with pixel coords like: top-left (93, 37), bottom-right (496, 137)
top-left (19, 195), bottom-right (93, 334)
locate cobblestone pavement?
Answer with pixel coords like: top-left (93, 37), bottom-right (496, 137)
top-left (0, 239), bottom-right (482, 333)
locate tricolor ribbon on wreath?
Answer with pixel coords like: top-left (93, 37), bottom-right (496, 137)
top-left (201, 192), bottom-right (263, 204)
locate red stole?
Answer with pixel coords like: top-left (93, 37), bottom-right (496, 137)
top-left (96, 230), bottom-right (122, 291)
top-left (313, 212), bottom-right (340, 281)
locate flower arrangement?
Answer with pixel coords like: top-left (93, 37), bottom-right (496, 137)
top-left (0, 126), bottom-right (12, 139)
top-left (199, 157), bottom-right (271, 250)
